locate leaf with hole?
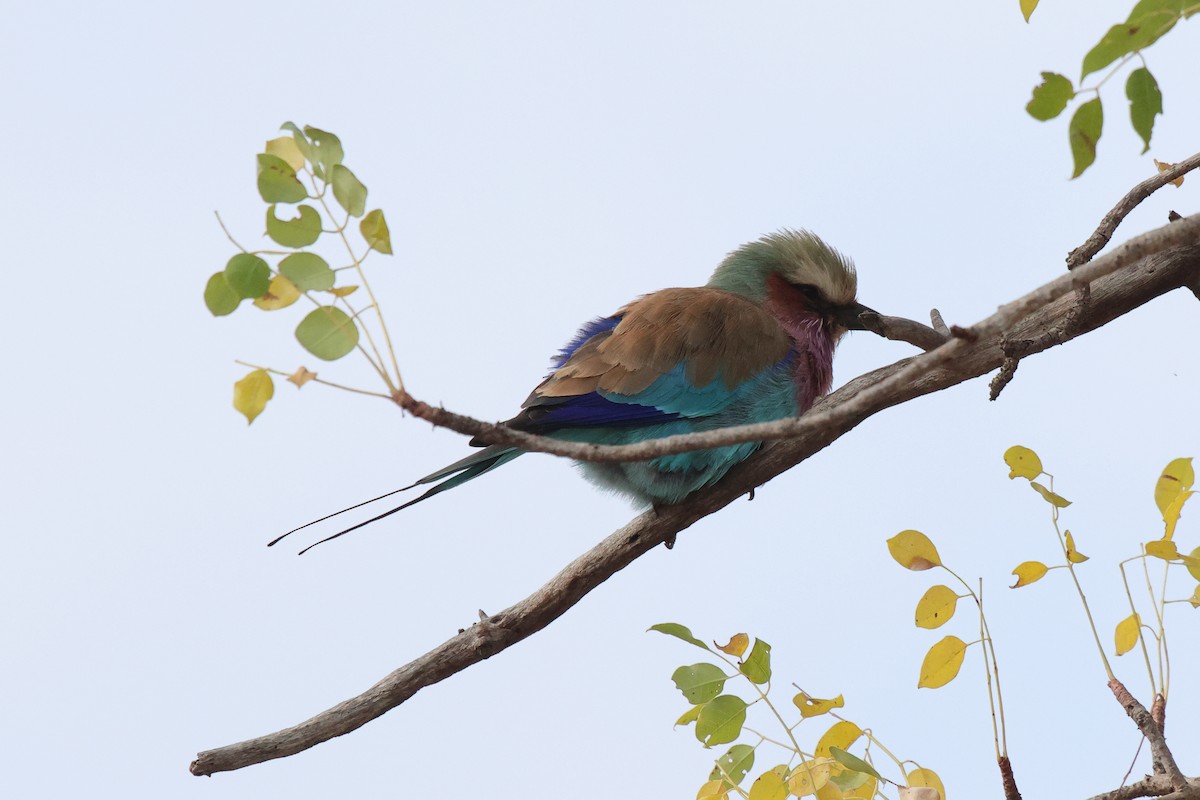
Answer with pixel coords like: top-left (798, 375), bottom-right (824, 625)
top-left (266, 204), bottom-right (322, 248)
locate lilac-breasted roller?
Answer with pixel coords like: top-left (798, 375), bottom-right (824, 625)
top-left (280, 230), bottom-right (873, 551)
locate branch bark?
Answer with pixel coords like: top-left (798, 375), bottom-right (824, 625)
top-left (191, 216), bottom-right (1200, 776)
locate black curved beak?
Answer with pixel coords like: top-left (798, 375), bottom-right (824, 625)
top-left (835, 301), bottom-right (878, 331)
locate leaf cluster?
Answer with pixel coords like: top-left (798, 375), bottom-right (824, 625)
top-left (650, 624), bottom-right (945, 800)
top-left (205, 124), bottom-right (397, 423)
top-left (1024, 1), bottom-right (1195, 177)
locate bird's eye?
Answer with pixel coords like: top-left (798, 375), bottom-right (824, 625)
top-left (791, 283), bottom-right (824, 304)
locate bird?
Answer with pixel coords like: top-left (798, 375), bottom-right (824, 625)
top-left (273, 229), bottom-right (875, 553)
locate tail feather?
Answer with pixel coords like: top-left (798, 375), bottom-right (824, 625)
top-left (273, 446), bottom-right (523, 554)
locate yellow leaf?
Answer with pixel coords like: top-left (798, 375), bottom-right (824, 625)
top-left (793, 692), bottom-right (844, 718)
top-left (675, 705), bottom-right (702, 726)
top-left (1145, 540), bottom-right (1179, 560)
top-left (1004, 445), bottom-right (1043, 480)
top-left (233, 368), bottom-right (274, 425)
top-left (788, 760), bottom-right (832, 797)
top-left (1065, 531), bottom-right (1088, 563)
top-left (1189, 585), bottom-right (1200, 609)
top-left (1030, 481), bottom-right (1071, 508)
top-left (253, 274), bottom-right (301, 310)
top-left (887, 530), bottom-right (942, 571)
top-left (1155, 458), bottom-right (1194, 518)
top-left (1154, 159), bottom-right (1186, 188)
top-left (906, 767), bottom-right (946, 800)
top-left (1019, 0), bottom-right (1039, 23)
top-left (1114, 613), bottom-right (1141, 656)
top-left (748, 769), bottom-right (788, 800)
top-left (266, 136), bottom-right (306, 172)
top-left (1188, 546), bottom-right (1200, 582)
top-left (287, 366), bottom-right (317, 388)
top-left (915, 585), bottom-right (958, 629)
top-left (696, 779), bottom-right (729, 800)
top-left (716, 633), bottom-right (749, 657)
top-left (328, 284), bottom-right (359, 297)
top-left (1011, 561), bottom-right (1049, 588)
top-left (815, 720), bottom-right (862, 758)
top-left (1163, 490), bottom-right (1195, 540)
top-left (918, 636), bottom-right (968, 688)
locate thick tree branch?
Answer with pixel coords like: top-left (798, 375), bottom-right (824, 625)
top-left (395, 214), bottom-right (1200, 463)
top-left (191, 219), bottom-right (1200, 776)
top-left (1067, 151), bottom-right (1200, 269)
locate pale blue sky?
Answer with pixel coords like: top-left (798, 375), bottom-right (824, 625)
top-left (3, 2), bottom-right (1198, 798)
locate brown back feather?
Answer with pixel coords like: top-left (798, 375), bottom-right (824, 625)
top-left (532, 288), bottom-right (789, 402)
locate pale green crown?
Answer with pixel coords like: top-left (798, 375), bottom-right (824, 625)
top-left (706, 229), bottom-right (858, 305)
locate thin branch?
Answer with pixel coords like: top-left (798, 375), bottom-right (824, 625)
top-left (191, 220), bottom-right (1200, 776)
top-left (1067, 150), bottom-right (1200, 269)
top-left (394, 214), bottom-right (1200, 464)
top-left (859, 312), bottom-right (947, 351)
top-left (1108, 679), bottom-right (1187, 791)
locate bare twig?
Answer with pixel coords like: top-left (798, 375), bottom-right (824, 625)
top-left (930, 308), bottom-right (950, 336)
top-left (859, 311), bottom-right (946, 351)
top-left (1067, 151), bottom-right (1200, 269)
top-left (191, 221), bottom-right (1200, 776)
top-left (989, 358), bottom-right (1019, 401)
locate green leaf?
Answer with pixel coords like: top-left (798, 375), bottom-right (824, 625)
top-left (1068, 97), bottom-right (1103, 179)
top-left (331, 164), bottom-right (368, 217)
top-left (829, 767), bottom-right (870, 793)
top-left (305, 125), bottom-right (344, 181)
top-left (295, 306), bottom-right (360, 361)
top-left (1126, 67), bottom-right (1162, 154)
top-left (672, 663), bottom-right (729, 704)
top-left (266, 204), bottom-right (322, 248)
top-left (1020, 0), bottom-right (1039, 22)
top-left (829, 747), bottom-right (884, 781)
top-left (710, 744), bottom-right (756, 787)
top-left (1026, 72), bottom-right (1074, 121)
top-left (739, 639), bottom-right (772, 685)
top-left (223, 253), bottom-right (271, 299)
top-left (280, 121), bottom-right (316, 170)
top-left (1080, 13), bottom-right (1173, 82)
top-left (256, 153), bottom-right (307, 204)
top-left (1127, 0), bottom-right (1184, 35)
top-left (360, 209), bottom-right (393, 254)
top-left (204, 271), bottom-right (240, 316)
top-left (233, 369), bottom-right (274, 424)
top-left (695, 695), bottom-right (747, 747)
top-left (279, 252), bottom-right (335, 292)
top-left (649, 623), bottom-right (712, 651)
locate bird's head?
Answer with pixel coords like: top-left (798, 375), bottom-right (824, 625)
top-left (707, 229), bottom-right (875, 335)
